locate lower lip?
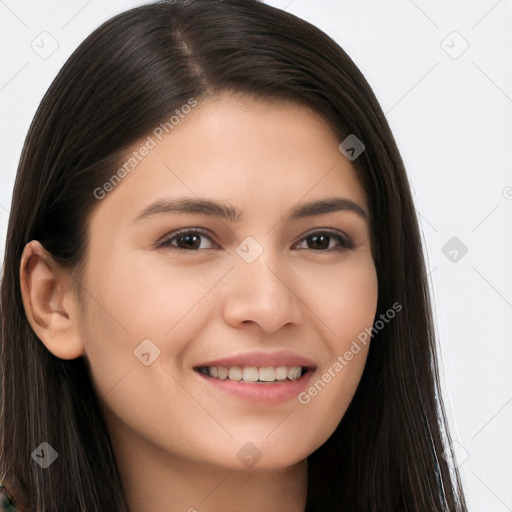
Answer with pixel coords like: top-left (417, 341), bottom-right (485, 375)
top-left (196, 370), bottom-right (315, 405)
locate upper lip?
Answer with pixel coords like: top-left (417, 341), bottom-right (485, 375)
top-left (195, 350), bottom-right (317, 370)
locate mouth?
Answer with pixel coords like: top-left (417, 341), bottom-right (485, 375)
top-left (192, 351), bottom-right (316, 404)
top-left (194, 365), bottom-right (310, 383)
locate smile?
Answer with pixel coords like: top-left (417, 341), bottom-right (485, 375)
top-left (193, 351), bottom-right (317, 404)
top-left (196, 365), bottom-right (306, 383)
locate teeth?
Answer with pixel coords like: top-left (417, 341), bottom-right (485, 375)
top-left (275, 366), bottom-right (288, 380)
top-left (228, 366), bottom-right (242, 381)
top-left (199, 365), bottom-right (305, 382)
top-left (242, 367), bottom-right (259, 382)
top-left (287, 366), bottom-right (301, 380)
top-left (259, 367), bottom-right (275, 381)
top-left (217, 367), bottom-right (228, 380)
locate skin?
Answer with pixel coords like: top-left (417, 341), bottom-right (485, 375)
top-left (20, 93), bottom-right (378, 512)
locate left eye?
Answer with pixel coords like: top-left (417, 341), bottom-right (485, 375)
top-left (293, 231), bottom-right (354, 251)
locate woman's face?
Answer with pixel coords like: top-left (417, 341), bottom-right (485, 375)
top-left (77, 93), bottom-right (378, 471)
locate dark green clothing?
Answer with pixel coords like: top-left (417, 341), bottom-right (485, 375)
top-left (0, 483), bottom-right (24, 512)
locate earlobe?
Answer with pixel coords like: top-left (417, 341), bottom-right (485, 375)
top-left (20, 241), bottom-right (84, 360)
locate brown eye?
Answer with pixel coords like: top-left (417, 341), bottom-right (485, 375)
top-left (158, 230), bottom-right (217, 251)
top-left (176, 234), bottom-right (202, 250)
top-left (294, 230), bottom-right (354, 251)
top-left (307, 234), bottom-right (331, 250)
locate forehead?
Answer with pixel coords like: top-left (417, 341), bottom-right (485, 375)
top-left (91, 93), bottom-right (368, 226)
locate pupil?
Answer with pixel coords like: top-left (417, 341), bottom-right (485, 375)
top-left (309, 235), bottom-right (329, 250)
top-left (180, 235), bottom-right (200, 249)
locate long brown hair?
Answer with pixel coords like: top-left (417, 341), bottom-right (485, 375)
top-left (0, 0), bottom-right (468, 510)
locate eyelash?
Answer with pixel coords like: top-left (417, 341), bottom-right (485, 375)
top-left (156, 228), bottom-right (355, 252)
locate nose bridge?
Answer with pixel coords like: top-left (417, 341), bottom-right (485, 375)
top-left (221, 236), bottom-right (303, 332)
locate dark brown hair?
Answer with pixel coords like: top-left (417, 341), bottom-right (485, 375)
top-left (1, 0), bottom-right (467, 510)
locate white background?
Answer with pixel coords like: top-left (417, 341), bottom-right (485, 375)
top-left (1, 1), bottom-right (511, 510)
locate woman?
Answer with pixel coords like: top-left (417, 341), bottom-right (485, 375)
top-left (0, 0), bottom-right (468, 510)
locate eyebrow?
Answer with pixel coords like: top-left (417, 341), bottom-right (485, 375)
top-left (132, 196), bottom-right (368, 224)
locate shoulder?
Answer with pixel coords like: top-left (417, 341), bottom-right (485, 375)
top-left (0, 482), bottom-right (26, 512)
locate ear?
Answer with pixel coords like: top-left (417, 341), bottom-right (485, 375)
top-left (19, 240), bottom-right (84, 359)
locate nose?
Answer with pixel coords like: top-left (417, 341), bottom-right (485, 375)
top-left (221, 250), bottom-right (304, 334)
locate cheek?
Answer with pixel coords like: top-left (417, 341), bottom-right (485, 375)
top-left (328, 260), bottom-right (378, 343)
top-left (291, 256), bottom-right (378, 436)
top-left (77, 251), bottom-right (230, 397)
top-left (295, 254), bottom-right (378, 344)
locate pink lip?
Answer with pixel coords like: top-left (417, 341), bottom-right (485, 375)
top-left (195, 369), bottom-right (315, 405)
top-left (196, 350), bottom-right (317, 370)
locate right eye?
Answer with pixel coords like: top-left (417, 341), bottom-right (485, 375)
top-left (157, 229), bottom-right (218, 251)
